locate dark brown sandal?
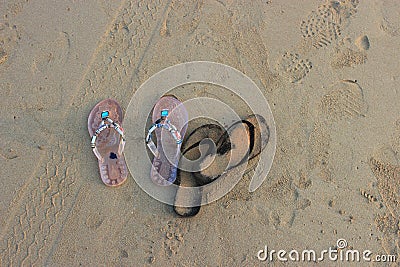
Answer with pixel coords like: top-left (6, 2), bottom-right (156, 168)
top-left (173, 124), bottom-right (224, 217)
top-left (198, 114), bottom-right (270, 184)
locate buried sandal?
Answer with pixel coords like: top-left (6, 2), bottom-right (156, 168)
top-left (146, 96), bottom-right (188, 186)
top-left (174, 124), bottom-right (225, 217)
top-left (173, 115), bottom-right (269, 217)
top-left (88, 99), bottom-right (128, 186)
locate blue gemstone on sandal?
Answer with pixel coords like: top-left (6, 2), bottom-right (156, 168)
top-left (101, 111), bottom-right (109, 119)
top-left (161, 109), bottom-right (168, 117)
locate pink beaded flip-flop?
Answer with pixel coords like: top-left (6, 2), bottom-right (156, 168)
top-left (146, 96), bottom-right (188, 186)
top-left (88, 99), bottom-right (128, 186)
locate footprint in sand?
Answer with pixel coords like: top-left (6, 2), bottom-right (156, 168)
top-left (354, 35), bottom-right (370, 51)
top-left (300, 11), bottom-right (341, 49)
top-left (307, 123), bottom-right (356, 184)
top-left (369, 157), bottom-right (400, 220)
top-left (369, 121), bottom-right (400, 257)
top-left (369, 156), bottom-right (400, 257)
top-left (319, 80), bottom-right (367, 122)
top-left (307, 80), bottom-right (367, 182)
top-left (300, 0), bottom-right (359, 50)
top-left (275, 52), bottom-right (312, 83)
top-left (258, 172), bottom-right (311, 229)
top-left (316, 0), bottom-right (359, 25)
top-left (274, 1), bottom-right (363, 84)
top-left (331, 47), bottom-right (366, 69)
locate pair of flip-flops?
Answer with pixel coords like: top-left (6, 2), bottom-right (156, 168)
top-left (87, 96), bottom-right (188, 187)
top-left (88, 97), bottom-right (269, 218)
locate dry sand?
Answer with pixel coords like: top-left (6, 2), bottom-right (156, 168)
top-left (1, 0), bottom-right (400, 266)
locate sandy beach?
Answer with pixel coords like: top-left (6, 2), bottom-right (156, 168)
top-left (1, 0), bottom-right (400, 266)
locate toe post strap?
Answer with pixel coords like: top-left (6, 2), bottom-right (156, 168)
top-left (90, 110), bottom-right (126, 162)
top-left (146, 109), bottom-right (183, 157)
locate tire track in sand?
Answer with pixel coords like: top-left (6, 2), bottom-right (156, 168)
top-left (0, 1), bottom-right (129, 264)
top-left (0, 0), bottom-right (171, 265)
